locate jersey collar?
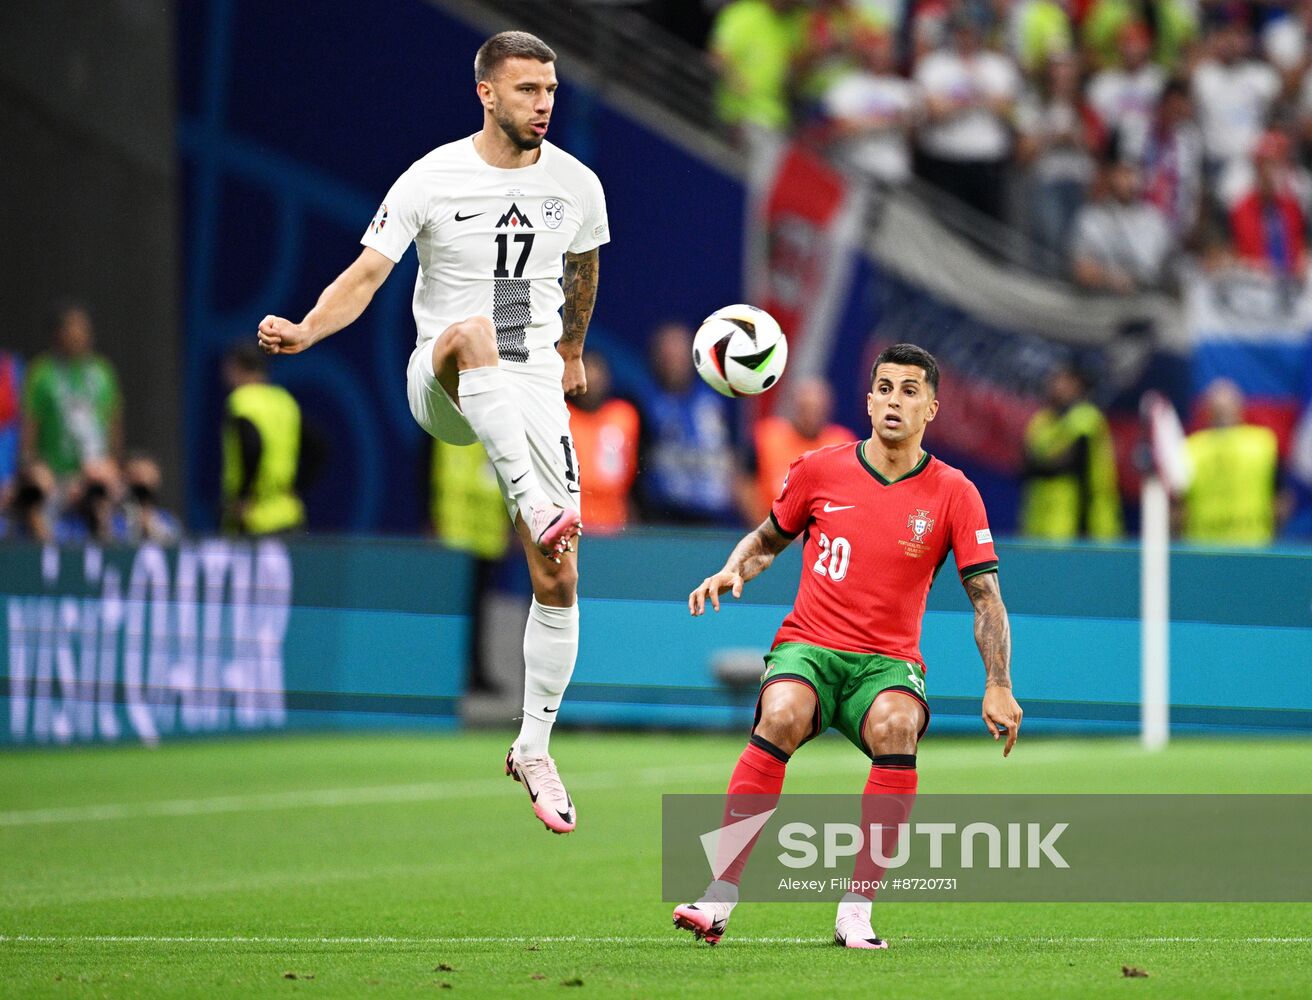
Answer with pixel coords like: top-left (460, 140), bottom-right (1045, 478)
top-left (466, 134), bottom-right (551, 172)
top-left (856, 441), bottom-right (930, 486)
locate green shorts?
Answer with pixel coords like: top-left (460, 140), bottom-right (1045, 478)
top-left (756, 642), bottom-right (930, 756)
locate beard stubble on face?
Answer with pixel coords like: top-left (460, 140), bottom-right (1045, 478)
top-left (495, 107), bottom-right (544, 152)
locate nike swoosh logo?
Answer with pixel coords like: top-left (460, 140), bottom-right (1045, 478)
top-left (543, 706), bottom-right (558, 714)
top-left (511, 472), bottom-right (527, 484)
top-left (454, 211), bottom-right (485, 221)
top-left (728, 809), bottom-right (755, 819)
top-left (823, 502), bottom-right (855, 512)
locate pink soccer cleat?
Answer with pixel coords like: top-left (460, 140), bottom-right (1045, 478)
top-left (527, 501), bottom-right (581, 562)
top-left (505, 746), bottom-right (576, 834)
top-left (834, 905), bottom-right (889, 950)
top-left (672, 900), bottom-right (733, 946)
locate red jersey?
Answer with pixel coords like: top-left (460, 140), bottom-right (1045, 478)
top-left (769, 441), bottom-right (998, 666)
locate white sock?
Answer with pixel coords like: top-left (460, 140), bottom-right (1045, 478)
top-left (514, 599), bottom-right (579, 757)
top-left (458, 366), bottom-right (545, 509)
top-left (701, 879), bottom-right (739, 906)
top-left (838, 892), bottom-right (873, 920)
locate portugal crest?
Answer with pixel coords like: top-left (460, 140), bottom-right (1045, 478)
top-left (907, 508), bottom-right (935, 542)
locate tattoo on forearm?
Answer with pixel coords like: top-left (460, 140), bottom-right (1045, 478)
top-left (561, 249), bottom-right (599, 349)
top-left (965, 574), bottom-right (1012, 688)
top-left (726, 520), bottom-right (790, 582)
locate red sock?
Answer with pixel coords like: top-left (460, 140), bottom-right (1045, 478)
top-left (850, 764), bottom-right (918, 900)
top-left (717, 739), bottom-right (788, 886)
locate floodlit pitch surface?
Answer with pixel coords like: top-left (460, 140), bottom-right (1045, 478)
top-left (1, 732), bottom-right (1309, 998)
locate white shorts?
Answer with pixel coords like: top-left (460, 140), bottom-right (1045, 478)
top-left (406, 341), bottom-right (579, 520)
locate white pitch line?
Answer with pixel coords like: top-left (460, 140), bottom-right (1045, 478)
top-left (1, 934), bottom-right (1309, 946)
top-left (0, 760), bottom-right (738, 828)
top-left (0, 743), bottom-right (1146, 829)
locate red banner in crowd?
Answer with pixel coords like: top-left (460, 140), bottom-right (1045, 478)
top-left (749, 141), bottom-right (862, 414)
top-left (756, 144), bottom-right (847, 341)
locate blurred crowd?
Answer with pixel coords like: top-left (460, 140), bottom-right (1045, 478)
top-left (0, 306), bottom-right (1298, 548)
top-left (593, 323), bottom-right (1295, 546)
top-left (0, 306), bottom-right (314, 546)
top-left (708, 0), bottom-right (1312, 287)
top-left (0, 304), bottom-right (180, 546)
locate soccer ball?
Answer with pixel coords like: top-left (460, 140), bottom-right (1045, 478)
top-left (692, 304), bottom-right (788, 398)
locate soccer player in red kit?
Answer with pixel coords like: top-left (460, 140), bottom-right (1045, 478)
top-left (673, 343), bottom-right (1023, 949)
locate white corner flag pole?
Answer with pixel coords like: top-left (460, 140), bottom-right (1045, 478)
top-left (1139, 393), bottom-right (1189, 751)
top-left (1139, 471), bottom-right (1170, 750)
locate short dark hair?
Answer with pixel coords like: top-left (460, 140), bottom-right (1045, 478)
top-left (870, 343), bottom-right (940, 393)
top-left (474, 31), bottom-right (556, 83)
top-left (225, 343), bottom-right (267, 375)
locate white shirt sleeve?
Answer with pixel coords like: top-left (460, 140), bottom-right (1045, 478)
top-left (987, 53), bottom-right (1020, 102)
top-left (1256, 62), bottom-right (1282, 103)
top-left (1069, 208), bottom-right (1101, 262)
top-left (1087, 72), bottom-right (1116, 124)
top-left (914, 53), bottom-right (950, 97)
top-left (568, 170), bottom-right (610, 255)
top-left (360, 166), bottom-right (428, 263)
top-left (824, 76), bottom-right (862, 120)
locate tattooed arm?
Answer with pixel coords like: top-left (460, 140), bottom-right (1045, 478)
top-left (688, 518), bottom-right (793, 616)
top-left (965, 571), bottom-right (1023, 756)
top-left (558, 247), bottom-right (600, 396)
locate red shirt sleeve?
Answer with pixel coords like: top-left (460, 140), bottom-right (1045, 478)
top-left (769, 452), bottom-right (814, 538)
top-left (951, 476), bottom-right (999, 581)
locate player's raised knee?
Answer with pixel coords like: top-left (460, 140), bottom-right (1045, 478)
top-left (444, 315), bottom-right (498, 367)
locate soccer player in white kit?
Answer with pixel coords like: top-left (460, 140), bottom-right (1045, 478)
top-left (256, 31), bottom-right (607, 835)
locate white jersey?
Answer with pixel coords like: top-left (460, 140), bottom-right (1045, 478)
top-left (362, 136), bottom-right (609, 379)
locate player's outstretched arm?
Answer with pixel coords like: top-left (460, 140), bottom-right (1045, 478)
top-left (688, 517), bottom-right (792, 616)
top-left (258, 248), bottom-right (395, 356)
top-left (558, 248), bottom-right (599, 396)
top-left (965, 572), bottom-right (1023, 756)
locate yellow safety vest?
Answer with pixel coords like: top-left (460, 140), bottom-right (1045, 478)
top-left (1020, 401), bottom-right (1123, 540)
top-left (1183, 425), bottom-right (1278, 545)
top-left (430, 439), bottom-right (510, 560)
top-left (222, 383), bottom-right (305, 535)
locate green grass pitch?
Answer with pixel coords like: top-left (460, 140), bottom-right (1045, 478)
top-left (1, 730), bottom-right (1309, 997)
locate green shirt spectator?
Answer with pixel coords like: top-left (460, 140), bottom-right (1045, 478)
top-left (1020, 366), bottom-right (1123, 540)
top-left (221, 346), bottom-right (306, 536)
top-left (709, 0), bottom-right (804, 131)
top-left (430, 438), bottom-right (511, 560)
top-left (1180, 379), bottom-right (1279, 546)
top-left (1183, 425), bottom-right (1278, 545)
top-left (1083, 0), bottom-right (1198, 69)
top-left (21, 306), bottom-right (122, 478)
top-left (794, 1), bottom-right (888, 106)
top-left (1011, 0), bottom-right (1074, 75)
